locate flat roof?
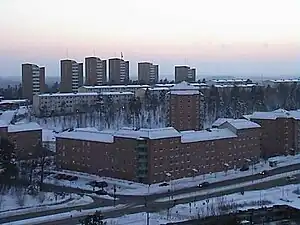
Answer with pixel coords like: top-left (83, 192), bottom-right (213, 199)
top-left (81, 85), bottom-right (150, 89)
top-left (100, 91), bottom-right (134, 95)
top-left (8, 122), bottom-right (42, 133)
top-left (57, 130), bottom-right (114, 143)
top-left (170, 90), bottom-right (200, 95)
top-left (38, 93), bottom-right (99, 97)
top-left (181, 128), bottom-right (237, 143)
top-left (246, 109), bottom-right (300, 120)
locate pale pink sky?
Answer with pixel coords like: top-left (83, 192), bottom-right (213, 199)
top-left (0, 0), bottom-right (299, 79)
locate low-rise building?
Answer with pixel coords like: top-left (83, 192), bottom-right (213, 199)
top-left (0, 122), bottom-right (42, 159)
top-left (56, 119), bottom-right (261, 184)
top-left (32, 93), bottom-right (99, 116)
top-left (244, 109), bottom-right (300, 158)
top-left (33, 91), bottom-right (135, 116)
top-left (78, 85), bottom-right (150, 93)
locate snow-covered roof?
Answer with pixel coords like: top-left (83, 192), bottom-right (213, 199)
top-left (181, 128), bottom-right (237, 143)
top-left (99, 91), bottom-right (134, 95)
top-left (214, 118), bottom-right (260, 130)
top-left (74, 127), bottom-right (99, 132)
top-left (170, 90), bottom-right (200, 95)
top-left (82, 85), bottom-right (150, 89)
top-left (8, 122), bottom-right (42, 133)
top-left (0, 99), bottom-right (28, 105)
top-left (170, 81), bottom-right (199, 91)
top-left (270, 79), bottom-right (300, 83)
top-left (246, 109), bottom-right (300, 120)
top-left (225, 119), bottom-right (261, 130)
top-left (56, 130), bottom-right (114, 143)
top-left (0, 110), bottom-right (16, 124)
top-left (42, 129), bottom-right (56, 142)
top-left (0, 120), bottom-right (8, 128)
top-left (115, 127), bottom-right (181, 140)
top-left (38, 93), bottom-right (99, 97)
top-left (212, 118), bottom-right (234, 127)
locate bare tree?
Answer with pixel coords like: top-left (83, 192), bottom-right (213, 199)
top-left (15, 187), bottom-right (26, 207)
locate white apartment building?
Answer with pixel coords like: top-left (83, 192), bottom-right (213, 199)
top-left (33, 91), bottom-right (135, 116)
top-left (78, 84), bottom-right (150, 93)
top-left (33, 93), bottom-right (99, 116)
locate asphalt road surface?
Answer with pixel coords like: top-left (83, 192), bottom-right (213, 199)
top-left (4, 173), bottom-right (300, 225)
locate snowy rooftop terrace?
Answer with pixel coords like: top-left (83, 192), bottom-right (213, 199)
top-left (56, 123), bottom-right (256, 143)
top-left (245, 109), bottom-right (300, 120)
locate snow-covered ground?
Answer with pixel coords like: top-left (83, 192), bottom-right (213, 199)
top-left (104, 184), bottom-right (300, 225)
top-left (0, 188), bottom-right (94, 219)
top-left (5, 184), bottom-right (300, 225)
top-left (44, 154), bottom-right (300, 196)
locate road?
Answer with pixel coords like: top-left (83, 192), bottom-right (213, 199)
top-left (1, 163), bottom-right (300, 224)
top-left (37, 174), bottom-right (300, 225)
top-left (3, 172), bottom-right (300, 225)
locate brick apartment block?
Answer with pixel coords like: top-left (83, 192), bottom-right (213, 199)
top-left (56, 119), bottom-right (261, 184)
top-left (243, 109), bottom-right (300, 158)
top-left (0, 122), bottom-right (42, 159)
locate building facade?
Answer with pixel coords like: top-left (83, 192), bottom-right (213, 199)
top-left (60, 59), bottom-right (83, 93)
top-left (175, 66), bottom-right (196, 83)
top-left (109, 58), bottom-right (129, 84)
top-left (168, 82), bottom-right (203, 131)
top-left (138, 62), bottom-right (159, 84)
top-left (85, 57), bottom-right (107, 85)
top-left (56, 119), bottom-right (261, 184)
top-left (32, 93), bottom-right (99, 116)
top-left (244, 109), bottom-right (300, 158)
top-left (22, 63), bottom-right (46, 101)
top-left (0, 122), bottom-right (42, 159)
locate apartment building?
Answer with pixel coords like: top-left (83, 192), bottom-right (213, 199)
top-left (56, 119), bottom-right (261, 184)
top-left (78, 84), bottom-right (150, 93)
top-left (138, 62), bottom-right (159, 84)
top-left (85, 57), bottom-right (107, 85)
top-left (175, 66), bottom-right (196, 83)
top-left (33, 93), bottom-right (99, 116)
top-left (244, 109), bottom-right (300, 158)
top-left (33, 91), bottom-right (134, 116)
top-left (109, 58), bottom-right (129, 84)
top-left (22, 63), bottom-right (45, 101)
top-left (168, 82), bottom-right (203, 131)
top-left (0, 122), bottom-right (42, 159)
top-left (60, 59), bottom-right (83, 93)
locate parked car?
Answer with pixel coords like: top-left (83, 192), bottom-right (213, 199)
top-left (95, 190), bottom-right (108, 195)
top-left (159, 182), bottom-right (169, 187)
top-left (198, 182), bottom-right (210, 188)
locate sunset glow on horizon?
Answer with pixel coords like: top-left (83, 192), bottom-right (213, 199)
top-left (0, 0), bottom-right (299, 78)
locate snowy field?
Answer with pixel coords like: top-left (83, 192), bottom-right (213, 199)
top-left (104, 184), bottom-right (300, 225)
top-left (44, 154), bottom-right (300, 196)
top-left (0, 190), bottom-right (93, 219)
top-left (5, 184), bottom-right (300, 225)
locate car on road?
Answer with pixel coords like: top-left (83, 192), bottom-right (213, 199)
top-left (198, 182), bottom-right (210, 188)
top-left (95, 190), bottom-right (108, 195)
top-left (240, 165), bottom-right (249, 171)
top-left (259, 170), bottom-right (269, 175)
top-left (286, 176), bottom-right (297, 182)
top-left (159, 182), bottom-right (169, 187)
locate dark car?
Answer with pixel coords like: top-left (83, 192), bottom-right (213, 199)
top-left (69, 176), bottom-right (78, 181)
top-left (259, 170), bottom-right (268, 175)
top-left (159, 182), bottom-right (169, 187)
top-left (198, 182), bottom-right (210, 188)
top-left (95, 190), bottom-right (108, 195)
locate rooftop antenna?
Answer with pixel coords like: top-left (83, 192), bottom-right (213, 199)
top-left (121, 52), bottom-right (124, 60)
top-left (93, 49), bottom-right (96, 56)
top-left (66, 48), bottom-right (69, 59)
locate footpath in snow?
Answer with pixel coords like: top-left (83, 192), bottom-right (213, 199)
top-left (44, 154), bottom-right (300, 196)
